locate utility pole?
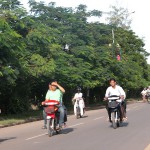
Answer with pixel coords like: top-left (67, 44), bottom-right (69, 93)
top-left (112, 28), bottom-right (115, 44)
top-left (111, 28), bottom-right (115, 58)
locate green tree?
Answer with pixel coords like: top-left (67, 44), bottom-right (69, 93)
top-left (1, 0), bottom-right (150, 114)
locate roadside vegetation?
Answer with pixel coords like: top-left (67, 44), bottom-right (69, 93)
top-left (0, 0), bottom-right (149, 119)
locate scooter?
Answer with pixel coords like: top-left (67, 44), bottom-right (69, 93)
top-left (75, 99), bottom-right (82, 119)
top-left (43, 100), bottom-right (62, 137)
top-left (108, 96), bottom-right (121, 129)
top-left (73, 98), bottom-right (85, 119)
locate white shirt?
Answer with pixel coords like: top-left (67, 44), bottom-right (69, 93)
top-left (74, 93), bottom-right (83, 100)
top-left (73, 92), bottom-right (85, 107)
top-left (105, 85), bottom-right (126, 99)
top-left (141, 90), bottom-right (147, 95)
top-left (147, 89), bottom-right (150, 93)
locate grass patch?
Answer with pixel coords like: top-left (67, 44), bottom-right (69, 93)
top-left (0, 110), bottom-right (43, 127)
top-left (126, 98), bottom-right (141, 102)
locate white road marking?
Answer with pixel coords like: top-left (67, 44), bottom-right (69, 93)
top-left (25, 123), bottom-right (84, 140)
top-left (26, 133), bottom-right (47, 140)
top-left (68, 123), bottom-right (84, 128)
top-left (94, 116), bottom-right (104, 120)
top-left (134, 108), bottom-right (141, 111)
top-left (132, 106), bottom-right (138, 109)
top-left (34, 142), bottom-right (41, 144)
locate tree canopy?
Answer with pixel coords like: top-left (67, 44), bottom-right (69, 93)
top-left (0, 0), bottom-right (150, 114)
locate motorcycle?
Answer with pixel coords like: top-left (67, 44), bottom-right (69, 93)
top-left (73, 98), bottom-right (84, 119)
top-left (43, 100), bottom-right (62, 137)
top-left (76, 98), bottom-right (82, 119)
top-left (107, 96), bottom-right (122, 129)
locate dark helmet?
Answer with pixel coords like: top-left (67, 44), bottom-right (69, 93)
top-left (77, 87), bottom-right (81, 92)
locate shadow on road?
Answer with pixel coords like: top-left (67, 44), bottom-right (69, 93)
top-left (62, 128), bottom-right (74, 134)
top-left (109, 121), bottom-right (129, 128)
top-left (0, 137), bottom-right (16, 143)
top-left (82, 115), bottom-right (88, 118)
top-left (121, 122), bottom-right (129, 127)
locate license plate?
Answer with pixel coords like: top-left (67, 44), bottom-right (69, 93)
top-left (47, 116), bottom-right (51, 119)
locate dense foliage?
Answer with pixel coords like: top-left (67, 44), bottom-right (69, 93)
top-left (0, 0), bottom-right (150, 114)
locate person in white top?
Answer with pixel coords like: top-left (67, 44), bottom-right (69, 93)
top-left (72, 87), bottom-right (85, 117)
top-left (104, 78), bottom-right (126, 122)
top-left (141, 87), bottom-right (147, 102)
top-left (146, 86), bottom-right (150, 98)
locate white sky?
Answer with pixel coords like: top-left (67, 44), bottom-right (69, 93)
top-left (21, 0), bottom-right (150, 63)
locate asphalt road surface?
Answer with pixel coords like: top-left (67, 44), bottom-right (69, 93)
top-left (1, 102), bottom-right (150, 150)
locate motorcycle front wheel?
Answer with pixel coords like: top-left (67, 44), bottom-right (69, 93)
top-left (76, 107), bottom-right (80, 119)
top-left (111, 112), bottom-right (117, 129)
top-left (48, 118), bottom-right (54, 137)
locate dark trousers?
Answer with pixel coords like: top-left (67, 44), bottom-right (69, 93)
top-left (43, 109), bottom-right (47, 126)
top-left (122, 101), bottom-right (127, 117)
top-left (58, 105), bottom-right (67, 125)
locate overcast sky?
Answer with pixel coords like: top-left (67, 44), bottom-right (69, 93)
top-left (21, 0), bottom-right (150, 63)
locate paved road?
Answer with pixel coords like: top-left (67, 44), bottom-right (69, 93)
top-left (1, 102), bottom-right (150, 150)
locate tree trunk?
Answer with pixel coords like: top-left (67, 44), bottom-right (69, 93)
top-left (86, 88), bottom-right (90, 105)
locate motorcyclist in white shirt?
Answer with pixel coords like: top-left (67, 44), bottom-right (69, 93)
top-left (104, 78), bottom-right (126, 122)
top-left (72, 87), bottom-right (85, 117)
top-left (141, 87), bottom-right (147, 102)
